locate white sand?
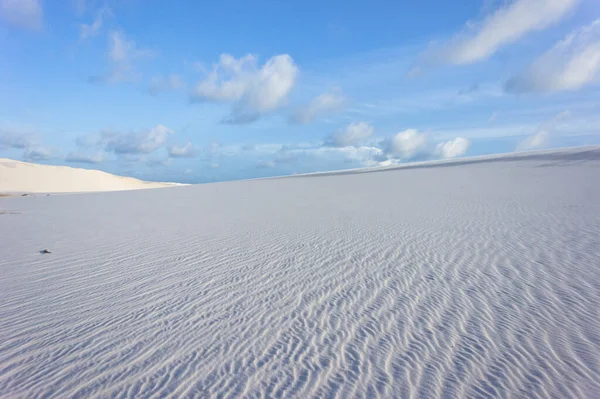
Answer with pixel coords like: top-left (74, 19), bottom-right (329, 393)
top-left (1, 147), bottom-right (599, 398)
top-left (0, 158), bottom-right (179, 193)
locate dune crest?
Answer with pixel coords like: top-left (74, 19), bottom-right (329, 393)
top-left (0, 158), bottom-right (180, 193)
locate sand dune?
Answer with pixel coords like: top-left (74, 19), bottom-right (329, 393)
top-left (1, 147), bottom-right (599, 398)
top-left (0, 158), bottom-right (180, 193)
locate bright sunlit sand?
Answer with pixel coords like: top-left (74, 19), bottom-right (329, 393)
top-left (0, 158), bottom-right (181, 193)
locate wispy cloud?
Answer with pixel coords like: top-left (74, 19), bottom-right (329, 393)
top-left (290, 90), bottom-right (346, 124)
top-left (78, 125), bottom-right (173, 155)
top-left (0, 0), bottom-right (43, 30)
top-left (191, 54), bottom-right (299, 124)
top-left (89, 31), bottom-right (153, 84)
top-left (149, 74), bottom-right (185, 95)
top-left (103, 125), bottom-right (173, 154)
top-left (23, 146), bottom-right (56, 161)
top-left (65, 151), bottom-right (105, 164)
top-left (144, 156), bottom-right (172, 168)
top-left (167, 142), bottom-right (199, 158)
top-left (0, 129), bottom-right (38, 149)
top-left (457, 83), bottom-right (480, 96)
top-left (506, 19), bottom-right (600, 93)
top-left (0, 127), bottom-right (61, 162)
top-left (256, 160), bottom-right (276, 168)
top-left (326, 121), bottom-right (374, 147)
top-left (79, 6), bottom-right (111, 40)
top-left (516, 110), bottom-right (571, 151)
top-left (73, 0), bottom-right (89, 16)
top-left (426, 0), bottom-right (579, 66)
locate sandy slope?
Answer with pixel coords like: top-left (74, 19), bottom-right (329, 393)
top-left (0, 158), bottom-right (179, 193)
top-left (1, 147), bottom-right (599, 398)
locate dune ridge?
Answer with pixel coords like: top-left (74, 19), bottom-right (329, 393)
top-left (0, 158), bottom-right (180, 193)
top-left (1, 147), bottom-right (599, 398)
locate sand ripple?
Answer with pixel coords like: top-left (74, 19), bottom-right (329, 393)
top-left (1, 149), bottom-right (599, 398)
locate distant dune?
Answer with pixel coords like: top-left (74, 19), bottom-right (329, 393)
top-left (0, 158), bottom-right (181, 193)
top-left (1, 147), bottom-right (599, 398)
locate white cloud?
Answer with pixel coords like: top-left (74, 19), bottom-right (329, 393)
top-left (90, 31), bottom-right (153, 84)
top-left (290, 91), bottom-right (345, 124)
top-left (385, 129), bottom-right (427, 159)
top-left (327, 122), bottom-right (374, 147)
top-left (65, 151), bottom-right (105, 164)
top-left (506, 19), bottom-right (600, 93)
top-left (435, 137), bottom-right (471, 158)
top-left (79, 7), bottom-right (111, 40)
top-left (102, 124), bottom-right (174, 154)
top-left (167, 142), bottom-right (199, 158)
top-left (0, 0), bottom-right (43, 30)
top-left (108, 31), bottom-right (153, 65)
top-left (443, 0), bottom-right (579, 65)
top-left (149, 74), bottom-right (185, 95)
top-left (192, 53), bottom-right (299, 123)
top-left (516, 111), bottom-right (570, 151)
top-left (517, 130), bottom-right (549, 151)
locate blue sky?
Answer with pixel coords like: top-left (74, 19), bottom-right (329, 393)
top-left (1, 0), bottom-right (599, 183)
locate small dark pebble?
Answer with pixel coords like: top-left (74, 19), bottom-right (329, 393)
top-left (40, 249), bottom-right (51, 254)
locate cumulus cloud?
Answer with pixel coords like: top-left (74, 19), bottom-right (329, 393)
top-left (79, 6), bottom-right (111, 40)
top-left (65, 151), bottom-right (104, 164)
top-left (516, 111), bottom-right (570, 151)
top-left (167, 142), bottom-right (199, 158)
top-left (192, 53), bottom-right (299, 123)
top-left (436, 0), bottom-right (579, 65)
top-left (90, 31), bottom-right (153, 84)
top-left (326, 122), bottom-right (374, 147)
top-left (435, 137), bottom-right (471, 158)
top-left (506, 19), bottom-right (600, 93)
top-left (290, 91), bottom-right (346, 124)
top-left (385, 129), bottom-right (427, 160)
top-left (0, 0), bottom-right (43, 30)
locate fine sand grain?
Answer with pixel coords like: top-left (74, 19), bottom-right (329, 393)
top-left (1, 147), bottom-right (599, 398)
